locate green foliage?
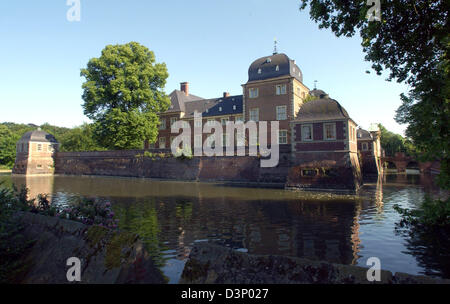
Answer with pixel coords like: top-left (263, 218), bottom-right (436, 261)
top-left (92, 108), bottom-right (159, 150)
top-left (59, 123), bottom-right (106, 152)
top-left (394, 197), bottom-right (450, 229)
top-left (0, 125), bottom-right (18, 168)
top-left (0, 184), bottom-right (33, 282)
top-left (81, 42), bottom-right (170, 150)
top-left (299, 0), bottom-right (449, 189)
top-left (378, 123), bottom-right (415, 157)
top-left (302, 94), bottom-right (318, 103)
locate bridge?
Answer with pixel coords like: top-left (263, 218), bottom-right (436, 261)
top-left (380, 152), bottom-right (440, 174)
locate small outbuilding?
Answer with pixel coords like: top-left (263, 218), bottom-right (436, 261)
top-left (12, 128), bottom-right (59, 175)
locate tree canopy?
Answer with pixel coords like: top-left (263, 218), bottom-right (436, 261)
top-left (299, 0), bottom-right (449, 188)
top-left (80, 42), bottom-right (170, 150)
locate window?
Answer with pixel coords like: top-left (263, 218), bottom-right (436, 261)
top-left (194, 119), bottom-right (202, 128)
top-left (233, 105), bottom-right (236, 110)
top-left (275, 65), bottom-right (279, 71)
top-left (223, 133), bottom-right (229, 146)
top-left (249, 88), bottom-right (258, 98)
top-left (276, 106), bottom-right (287, 120)
top-left (297, 87), bottom-right (301, 96)
top-left (159, 137), bottom-right (166, 149)
top-left (37, 144), bottom-right (42, 151)
top-left (159, 118), bottom-right (166, 130)
top-left (276, 84), bottom-right (287, 95)
top-left (170, 117), bottom-right (177, 127)
top-left (207, 119), bottom-right (216, 126)
top-left (219, 107), bottom-right (222, 112)
top-left (302, 124), bottom-right (313, 141)
top-left (279, 130), bottom-right (288, 144)
top-left (47, 144), bottom-right (53, 152)
top-left (324, 123), bottom-right (336, 140)
top-left (36, 164), bottom-right (42, 169)
top-left (194, 135), bottom-right (203, 147)
top-left (170, 136), bottom-right (176, 146)
top-left (249, 108), bottom-right (259, 122)
top-left (235, 115), bottom-right (243, 122)
top-left (257, 68), bottom-right (262, 74)
top-left (206, 135), bottom-right (215, 148)
top-left (362, 142), bottom-right (368, 151)
top-left (221, 118), bottom-right (229, 126)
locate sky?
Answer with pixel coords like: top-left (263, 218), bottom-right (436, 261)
top-left (0, 0), bottom-right (410, 134)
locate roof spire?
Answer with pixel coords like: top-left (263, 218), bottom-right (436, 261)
top-left (273, 38), bottom-right (278, 55)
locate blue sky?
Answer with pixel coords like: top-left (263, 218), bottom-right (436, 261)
top-left (0, 0), bottom-right (409, 134)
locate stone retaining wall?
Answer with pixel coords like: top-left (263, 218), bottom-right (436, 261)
top-left (180, 243), bottom-right (450, 284)
top-left (13, 212), bottom-right (166, 284)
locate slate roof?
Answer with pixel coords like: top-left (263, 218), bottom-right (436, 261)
top-left (166, 90), bottom-right (205, 113)
top-left (294, 95), bottom-right (351, 122)
top-left (357, 128), bottom-right (373, 140)
top-left (248, 53), bottom-right (303, 83)
top-left (183, 95), bottom-right (243, 118)
top-left (19, 129), bottom-right (58, 143)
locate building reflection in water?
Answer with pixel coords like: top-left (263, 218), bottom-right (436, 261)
top-left (10, 175), bottom-right (55, 203)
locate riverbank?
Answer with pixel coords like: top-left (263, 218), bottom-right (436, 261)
top-left (7, 212), bottom-right (166, 283)
top-left (181, 243), bottom-right (450, 284)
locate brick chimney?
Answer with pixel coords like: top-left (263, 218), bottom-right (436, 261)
top-left (180, 82), bottom-right (189, 96)
top-left (223, 92), bottom-right (230, 98)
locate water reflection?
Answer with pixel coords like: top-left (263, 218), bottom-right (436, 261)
top-left (0, 172), bottom-right (446, 282)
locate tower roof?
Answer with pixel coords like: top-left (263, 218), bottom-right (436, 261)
top-left (295, 95), bottom-right (351, 122)
top-left (248, 53), bottom-right (303, 83)
top-left (18, 129), bottom-right (58, 143)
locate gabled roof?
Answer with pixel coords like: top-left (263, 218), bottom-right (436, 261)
top-left (166, 90), bottom-right (205, 113)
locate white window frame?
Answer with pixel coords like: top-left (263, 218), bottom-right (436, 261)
top-left (301, 124), bottom-right (313, 141)
top-left (37, 143), bottom-right (42, 151)
top-left (207, 119), bottom-right (216, 126)
top-left (276, 84), bottom-right (287, 95)
top-left (249, 88), bottom-right (259, 99)
top-left (323, 123), bottom-right (336, 140)
top-left (170, 117), bottom-right (177, 127)
top-left (194, 119), bottom-right (202, 128)
top-left (221, 117), bottom-right (229, 126)
top-left (235, 115), bottom-right (243, 122)
top-left (279, 130), bottom-right (288, 144)
top-left (159, 118), bottom-right (166, 130)
top-left (276, 105), bottom-right (287, 120)
top-left (249, 108), bottom-right (259, 122)
top-left (159, 137), bottom-right (166, 149)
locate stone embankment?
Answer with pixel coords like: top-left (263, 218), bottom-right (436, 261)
top-left (180, 243), bottom-right (450, 284)
top-left (13, 212), bottom-right (166, 284)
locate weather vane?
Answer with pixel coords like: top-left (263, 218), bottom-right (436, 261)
top-left (314, 80), bottom-right (318, 89)
top-left (273, 38), bottom-right (278, 55)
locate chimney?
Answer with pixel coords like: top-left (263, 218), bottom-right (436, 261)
top-left (180, 82), bottom-right (189, 96)
top-left (223, 92), bottom-right (230, 98)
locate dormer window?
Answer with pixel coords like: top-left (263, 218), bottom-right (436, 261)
top-left (219, 107), bottom-right (222, 112)
top-left (233, 105), bottom-right (236, 110)
top-left (257, 68), bottom-right (262, 74)
top-left (275, 65), bottom-right (279, 71)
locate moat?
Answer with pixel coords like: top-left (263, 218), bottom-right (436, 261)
top-left (0, 172), bottom-right (447, 283)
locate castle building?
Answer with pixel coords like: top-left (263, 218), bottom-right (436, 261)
top-left (12, 128), bottom-right (59, 175)
top-left (151, 51), bottom-right (310, 150)
top-left (286, 90), bottom-right (362, 192)
top-left (357, 125), bottom-right (382, 177)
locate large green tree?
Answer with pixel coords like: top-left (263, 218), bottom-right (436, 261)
top-left (80, 42), bottom-right (170, 150)
top-left (0, 125), bottom-right (18, 168)
top-left (59, 123), bottom-right (106, 152)
top-left (299, 0), bottom-right (449, 188)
